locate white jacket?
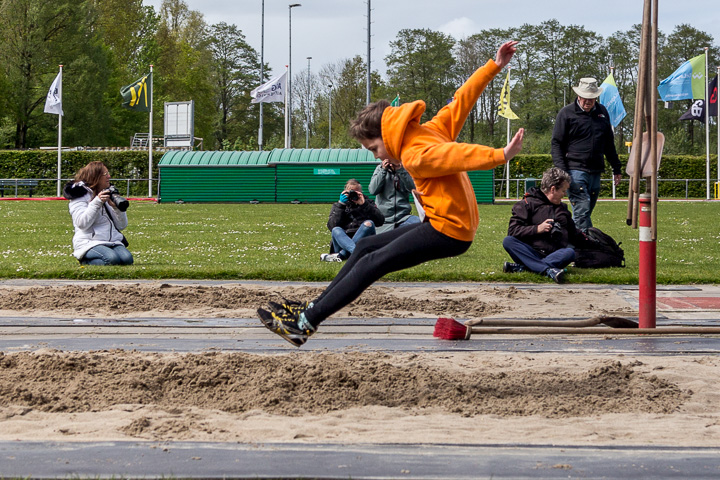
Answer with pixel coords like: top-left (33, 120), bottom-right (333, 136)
top-left (65, 183), bottom-right (128, 260)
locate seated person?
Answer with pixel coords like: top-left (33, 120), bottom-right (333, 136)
top-left (368, 158), bottom-right (421, 233)
top-left (502, 167), bottom-right (586, 284)
top-left (63, 161), bottom-right (133, 266)
top-left (321, 179), bottom-right (384, 262)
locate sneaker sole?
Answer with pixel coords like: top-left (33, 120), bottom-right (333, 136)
top-left (257, 308), bottom-right (307, 348)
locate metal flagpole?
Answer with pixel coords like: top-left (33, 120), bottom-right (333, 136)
top-left (284, 65), bottom-right (289, 148)
top-left (149, 65), bottom-right (154, 198)
top-left (56, 65), bottom-right (63, 198)
top-left (505, 118), bottom-right (510, 198)
top-left (259, 0), bottom-right (265, 151)
top-left (717, 66), bottom-right (719, 195)
top-left (705, 47), bottom-right (710, 200)
top-left (610, 66), bottom-right (617, 200)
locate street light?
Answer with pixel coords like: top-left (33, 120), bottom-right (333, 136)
top-left (287, 3), bottom-right (301, 148)
top-left (328, 84), bottom-right (333, 148)
top-left (306, 56), bottom-right (312, 149)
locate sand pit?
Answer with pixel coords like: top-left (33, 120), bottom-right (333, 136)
top-left (0, 282), bottom-right (718, 447)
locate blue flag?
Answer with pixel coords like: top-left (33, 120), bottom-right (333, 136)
top-left (657, 53), bottom-right (706, 101)
top-left (599, 73), bottom-right (626, 127)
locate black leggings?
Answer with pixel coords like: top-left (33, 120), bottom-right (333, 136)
top-left (305, 222), bottom-right (472, 327)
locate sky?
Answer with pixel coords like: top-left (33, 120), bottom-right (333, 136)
top-left (145, 0), bottom-right (719, 80)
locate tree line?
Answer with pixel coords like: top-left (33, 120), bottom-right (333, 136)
top-left (0, 0), bottom-right (717, 155)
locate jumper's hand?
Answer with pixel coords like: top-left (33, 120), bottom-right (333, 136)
top-left (494, 41), bottom-right (519, 69)
top-left (503, 128), bottom-right (524, 162)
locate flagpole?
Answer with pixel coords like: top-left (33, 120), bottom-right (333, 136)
top-left (610, 66), bottom-right (617, 200)
top-left (56, 65), bottom-right (63, 198)
top-left (704, 47), bottom-right (710, 200)
top-left (149, 65), bottom-right (154, 198)
top-left (284, 65), bottom-right (289, 148)
top-left (259, 0), bottom-right (265, 151)
top-left (717, 66), bottom-right (719, 193)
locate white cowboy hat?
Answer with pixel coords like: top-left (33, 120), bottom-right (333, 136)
top-left (572, 77), bottom-right (603, 99)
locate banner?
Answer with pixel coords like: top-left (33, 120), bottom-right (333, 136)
top-left (44, 72), bottom-right (63, 115)
top-left (251, 72), bottom-right (286, 104)
top-left (497, 71), bottom-right (519, 120)
top-left (121, 73), bottom-right (152, 111)
top-left (657, 53), bottom-right (706, 101)
top-left (391, 94), bottom-right (400, 107)
top-left (679, 76), bottom-right (718, 121)
top-left (599, 73), bottom-right (626, 127)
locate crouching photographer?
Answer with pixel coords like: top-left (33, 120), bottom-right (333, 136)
top-left (321, 179), bottom-right (384, 262)
top-left (501, 167), bottom-right (587, 284)
top-left (63, 161), bottom-right (133, 266)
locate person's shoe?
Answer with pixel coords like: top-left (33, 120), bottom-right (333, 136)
top-left (320, 253), bottom-right (343, 262)
top-left (257, 308), bottom-right (315, 348)
top-left (503, 262), bottom-right (526, 273)
top-left (269, 296), bottom-right (311, 317)
top-left (545, 268), bottom-right (565, 284)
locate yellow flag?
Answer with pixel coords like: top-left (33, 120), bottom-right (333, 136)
top-left (498, 71), bottom-right (519, 120)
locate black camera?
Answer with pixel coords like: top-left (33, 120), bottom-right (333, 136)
top-left (107, 185), bottom-right (129, 212)
top-left (383, 163), bottom-right (396, 173)
top-left (346, 190), bottom-right (359, 201)
top-left (549, 220), bottom-right (563, 239)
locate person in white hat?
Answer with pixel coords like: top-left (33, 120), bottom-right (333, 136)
top-left (551, 77), bottom-right (622, 231)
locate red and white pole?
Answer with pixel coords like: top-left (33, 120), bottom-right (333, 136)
top-left (638, 193), bottom-right (656, 328)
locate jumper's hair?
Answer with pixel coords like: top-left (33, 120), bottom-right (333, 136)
top-left (349, 100), bottom-right (391, 140)
top-left (540, 167), bottom-right (571, 193)
top-left (74, 161), bottom-right (108, 197)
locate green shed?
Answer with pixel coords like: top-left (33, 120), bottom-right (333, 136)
top-left (158, 148), bottom-right (495, 203)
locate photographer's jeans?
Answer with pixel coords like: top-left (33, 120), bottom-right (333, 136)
top-left (331, 222), bottom-right (376, 259)
top-left (568, 170), bottom-right (601, 231)
top-left (502, 236), bottom-right (575, 274)
top-left (81, 244), bottom-right (134, 266)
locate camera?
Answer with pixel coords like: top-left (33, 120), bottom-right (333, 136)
top-left (549, 220), bottom-right (563, 239)
top-left (107, 185), bottom-right (129, 212)
top-left (383, 163), bottom-right (396, 173)
top-left (346, 190), bottom-right (359, 201)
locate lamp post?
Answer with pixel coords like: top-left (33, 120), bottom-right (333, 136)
top-left (328, 83), bottom-right (333, 149)
top-left (287, 3), bottom-right (301, 148)
top-left (306, 56), bottom-right (312, 148)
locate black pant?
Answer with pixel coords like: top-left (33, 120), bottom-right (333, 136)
top-left (305, 222), bottom-right (472, 327)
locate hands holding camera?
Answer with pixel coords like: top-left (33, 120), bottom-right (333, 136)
top-left (339, 189), bottom-right (364, 205)
top-left (99, 185), bottom-right (129, 212)
top-left (381, 159), bottom-right (396, 173)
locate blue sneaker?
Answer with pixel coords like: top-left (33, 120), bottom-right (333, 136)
top-left (545, 268), bottom-right (566, 284)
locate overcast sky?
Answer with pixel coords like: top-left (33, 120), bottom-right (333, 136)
top-left (146, 0), bottom-right (719, 79)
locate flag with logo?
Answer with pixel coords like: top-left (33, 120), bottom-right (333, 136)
top-left (599, 73), bottom-right (626, 127)
top-left (497, 71), bottom-right (519, 120)
top-left (679, 75), bottom-right (718, 121)
top-left (121, 73), bottom-right (152, 111)
top-left (44, 72), bottom-right (63, 115)
top-left (391, 94), bottom-right (400, 107)
top-left (657, 53), bottom-right (706, 101)
top-left (251, 72), bottom-right (286, 104)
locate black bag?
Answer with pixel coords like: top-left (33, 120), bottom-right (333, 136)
top-left (121, 235), bottom-right (129, 248)
top-left (574, 227), bottom-right (625, 268)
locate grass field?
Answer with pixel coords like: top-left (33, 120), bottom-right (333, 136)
top-left (1, 199), bottom-right (718, 284)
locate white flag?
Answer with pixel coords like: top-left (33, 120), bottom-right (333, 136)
top-left (250, 72), bottom-right (286, 104)
top-left (44, 72), bottom-right (63, 115)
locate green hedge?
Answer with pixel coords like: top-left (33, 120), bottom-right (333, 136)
top-left (1, 150), bottom-right (717, 199)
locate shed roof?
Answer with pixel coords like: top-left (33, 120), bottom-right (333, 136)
top-left (159, 148), bottom-right (376, 166)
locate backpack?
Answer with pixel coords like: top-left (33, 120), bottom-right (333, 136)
top-left (574, 227), bottom-right (625, 268)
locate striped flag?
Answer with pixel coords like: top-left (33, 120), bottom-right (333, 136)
top-left (391, 94), bottom-right (400, 107)
top-left (657, 53), bottom-right (706, 101)
top-left (599, 73), bottom-right (626, 127)
top-left (121, 73), bottom-right (152, 111)
top-left (497, 71), bottom-right (518, 120)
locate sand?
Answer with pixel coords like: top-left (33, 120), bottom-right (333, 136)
top-left (0, 282), bottom-right (718, 447)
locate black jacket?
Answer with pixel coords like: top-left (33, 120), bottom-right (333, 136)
top-left (327, 197), bottom-right (384, 237)
top-left (507, 187), bottom-right (586, 256)
top-left (551, 101), bottom-right (622, 175)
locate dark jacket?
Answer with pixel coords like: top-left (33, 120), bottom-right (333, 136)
top-left (551, 101), bottom-right (622, 175)
top-left (327, 197), bottom-right (384, 237)
top-left (507, 187), bottom-right (586, 256)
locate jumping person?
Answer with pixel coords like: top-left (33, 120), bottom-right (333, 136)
top-left (258, 41), bottom-right (524, 347)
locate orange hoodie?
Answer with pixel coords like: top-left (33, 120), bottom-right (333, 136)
top-left (381, 59), bottom-right (506, 242)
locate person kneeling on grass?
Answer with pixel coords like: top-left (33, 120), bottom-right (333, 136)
top-left (502, 167), bottom-right (588, 284)
top-left (321, 179), bottom-right (385, 262)
top-left (258, 41), bottom-right (524, 347)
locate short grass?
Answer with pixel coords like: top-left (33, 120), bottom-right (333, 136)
top-left (1, 199), bottom-right (718, 284)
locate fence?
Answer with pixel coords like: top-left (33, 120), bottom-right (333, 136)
top-left (494, 178), bottom-right (718, 200)
top-left (0, 178), bottom-right (156, 199)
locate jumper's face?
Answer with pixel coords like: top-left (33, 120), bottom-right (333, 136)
top-left (361, 137), bottom-right (397, 163)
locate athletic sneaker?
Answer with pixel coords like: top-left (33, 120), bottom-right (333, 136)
top-left (503, 261), bottom-right (526, 273)
top-left (320, 253), bottom-right (343, 262)
top-left (545, 268), bottom-right (566, 284)
top-left (269, 296), bottom-right (311, 316)
top-left (257, 307), bottom-right (315, 348)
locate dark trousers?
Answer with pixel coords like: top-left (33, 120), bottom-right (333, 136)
top-left (305, 222), bottom-right (471, 326)
top-left (502, 236), bottom-right (575, 274)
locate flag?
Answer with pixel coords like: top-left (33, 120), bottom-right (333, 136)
top-left (657, 53), bottom-right (706, 101)
top-left (391, 94), bottom-right (400, 107)
top-left (679, 76), bottom-right (718, 121)
top-left (250, 72), bottom-right (286, 104)
top-left (121, 73), bottom-right (152, 111)
top-left (599, 73), bottom-right (626, 127)
top-left (497, 71), bottom-right (519, 120)
top-left (44, 72), bottom-right (63, 115)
